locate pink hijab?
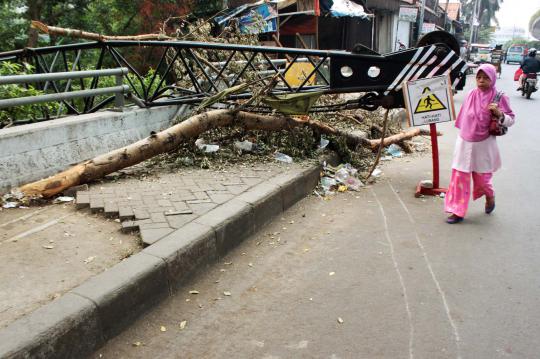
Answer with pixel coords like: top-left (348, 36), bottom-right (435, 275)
top-left (455, 63), bottom-right (515, 142)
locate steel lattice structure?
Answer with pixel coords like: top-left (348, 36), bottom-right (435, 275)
top-left (0, 37), bottom-right (468, 117)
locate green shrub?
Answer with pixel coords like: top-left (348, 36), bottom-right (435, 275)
top-left (0, 62), bottom-right (60, 127)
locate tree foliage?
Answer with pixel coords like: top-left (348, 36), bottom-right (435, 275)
top-left (463, 27), bottom-right (495, 44)
top-left (0, 1), bottom-right (28, 51)
top-left (0, 0), bottom-right (226, 52)
top-left (0, 62), bottom-right (60, 127)
top-left (460, 0), bottom-right (503, 27)
top-left (460, 0), bottom-right (503, 45)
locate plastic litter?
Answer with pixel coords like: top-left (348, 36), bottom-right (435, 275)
top-left (320, 177), bottom-right (337, 196)
top-left (195, 138), bottom-right (206, 149)
top-left (342, 176), bottom-right (364, 191)
top-left (2, 202), bottom-right (18, 209)
top-left (420, 179), bottom-right (434, 189)
top-left (321, 176), bottom-right (337, 188)
top-left (274, 152), bottom-right (293, 163)
top-left (203, 144), bottom-right (219, 153)
top-left (371, 168), bottom-right (382, 177)
top-left (318, 163), bottom-right (364, 196)
top-left (54, 196), bottom-right (75, 203)
top-left (386, 144), bottom-right (403, 158)
top-left (195, 138), bottom-right (219, 153)
top-left (334, 168), bottom-right (350, 183)
top-left (318, 137), bottom-right (330, 151)
top-left (234, 140), bottom-right (254, 152)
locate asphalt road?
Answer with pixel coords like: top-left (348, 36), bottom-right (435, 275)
top-left (94, 64), bottom-right (540, 359)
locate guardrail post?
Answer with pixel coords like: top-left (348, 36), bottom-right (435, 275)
top-left (114, 72), bottom-right (125, 109)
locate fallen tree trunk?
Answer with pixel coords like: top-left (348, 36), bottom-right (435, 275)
top-left (31, 21), bottom-right (171, 41)
top-left (18, 109), bottom-right (437, 198)
top-left (368, 128), bottom-right (437, 150)
top-left (18, 110), bottom-right (370, 198)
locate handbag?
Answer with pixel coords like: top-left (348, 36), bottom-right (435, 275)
top-left (514, 68), bottom-right (523, 82)
top-left (489, 91), bottom-right (507, 136)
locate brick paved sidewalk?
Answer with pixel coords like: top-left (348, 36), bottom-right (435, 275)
top-left (76, 161), bottom-right (315, 245)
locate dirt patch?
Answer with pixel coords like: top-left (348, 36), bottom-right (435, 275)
top-left (0, 202), bottom-right (140, 329)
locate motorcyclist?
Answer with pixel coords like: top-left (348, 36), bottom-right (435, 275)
top-left (517, 48), bottom-right (540, 90)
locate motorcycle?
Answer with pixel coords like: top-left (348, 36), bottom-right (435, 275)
top-left (522, 73), bottom-right (538, 99)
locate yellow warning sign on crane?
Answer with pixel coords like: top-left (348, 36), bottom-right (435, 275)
top-left (414, 87), bottom-right (447, 113)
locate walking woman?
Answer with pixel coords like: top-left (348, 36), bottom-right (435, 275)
top-left (445, 64), bottom-right (515, 224)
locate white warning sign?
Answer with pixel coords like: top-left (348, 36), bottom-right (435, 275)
top-left (403, 74), bottom-right (456, 127)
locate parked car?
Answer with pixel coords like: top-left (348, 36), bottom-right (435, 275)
top-left (506, 44), bottom-right (527, 64)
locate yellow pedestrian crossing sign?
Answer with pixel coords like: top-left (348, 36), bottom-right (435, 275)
top-left (414, 87), bottom-right (447, 113)
top-left (402, 74), bottom-right (456, 127)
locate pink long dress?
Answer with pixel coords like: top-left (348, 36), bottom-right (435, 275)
top-left (444, 64), bottom-right (515, 218)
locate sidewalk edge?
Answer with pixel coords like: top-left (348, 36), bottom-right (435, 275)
top-left (0, 153), bottom-right (338, 358)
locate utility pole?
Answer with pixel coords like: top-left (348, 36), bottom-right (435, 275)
top-left (469, 0), bottom-right (479, 45)
top-left (443, 0), bottom-right (450, 31)
top-left (415, 0), bottom-right (426, 44)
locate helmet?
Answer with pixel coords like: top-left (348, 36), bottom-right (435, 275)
top-left (529, 48), bottom-right (537, 57)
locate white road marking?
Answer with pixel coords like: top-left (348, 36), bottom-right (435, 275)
top-left (0, 207), bottom-right (48, 228)
top-left (3, 214), bottom-right (71, 243)
top-left (388, 182), bottom-right (462, 359)
top-left (371, 188), bottom-right (414, 359)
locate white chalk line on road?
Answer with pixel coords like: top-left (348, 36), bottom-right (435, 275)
top-left (388, 182), bottom-right (462, 359)
top-left (0, 207), bottom-right (48, 228)
top-left (371, 188), bottom-right (415, 359)
top-left (2, 214), bottom-right (71, 243)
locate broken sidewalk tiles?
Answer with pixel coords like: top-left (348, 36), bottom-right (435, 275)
top-left (132, 209), bottom-right (150, 220)
top-left (187, 202), bottom-right (218, 216)
top-left (223, 185), bottom-right (249, 195)
top-left (186, 199), bottom-right (213, 204)
top-left (121, 218), bottom-right (153, 233)
top-left (207, 191), bottom-right (235, 204)
top-left (171, 201), bottom-right (191, 212)
top-left (238, 176), bottom-right (263, 186)
top-left (139, 227), bottom-right (175, 246)
top-left (104, 201), bottom-right (119, 218)
top-left (164, 209), bottom-right (193, 216)
top-left (75, 192), bottom-right (90, 209)
top-left (89, 198), bottom-right (105, 213)
top-left (166, 213), bottom-right (197, 230)
top-left (118, 206), bottom-right (134, 220)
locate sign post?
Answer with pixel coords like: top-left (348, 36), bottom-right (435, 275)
top-left (402, 74), bottom-right (456, 197)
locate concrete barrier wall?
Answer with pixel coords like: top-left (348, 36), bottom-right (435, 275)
top-left (0, 105), bottom-right (187, 193)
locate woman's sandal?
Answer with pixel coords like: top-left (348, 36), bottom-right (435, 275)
top-left (446, 214), bottom-right (464, 224)
top-left (485, 197), bottom-right (496, 214)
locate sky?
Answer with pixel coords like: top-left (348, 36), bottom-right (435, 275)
top-left (495, 0), bottom-right (540, 35)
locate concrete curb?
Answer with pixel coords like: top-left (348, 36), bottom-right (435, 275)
top-left (0, 154), bottom-right (338, 358)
